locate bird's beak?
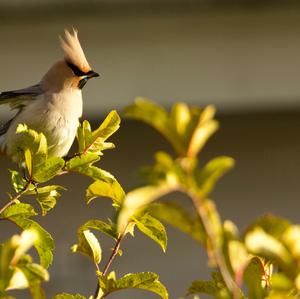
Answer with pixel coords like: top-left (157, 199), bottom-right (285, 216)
top-left (86, 70), bottom-right (100, 79)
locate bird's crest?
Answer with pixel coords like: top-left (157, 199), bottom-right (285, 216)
top-left (60, 29), bottom-right (91, 73)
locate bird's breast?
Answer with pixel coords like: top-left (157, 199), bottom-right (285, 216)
top-left (5, 89), bottom-right (83, 160)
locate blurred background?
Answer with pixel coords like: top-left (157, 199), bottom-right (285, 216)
top-left (1, 0), bottom-right (300, 298)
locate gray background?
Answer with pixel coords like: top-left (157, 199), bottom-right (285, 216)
top-left (0, 1), bottom-right (300, 298)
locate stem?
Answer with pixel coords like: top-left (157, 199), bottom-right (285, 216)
top-left (186, 189), bottom-right (240, 299)
top-left (94, 229), bottom-right (127, 298)
top-left (0, 179), bottom-right (32, 215)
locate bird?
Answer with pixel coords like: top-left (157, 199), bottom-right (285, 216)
top-left (0, 29), bottom-right (99, 163)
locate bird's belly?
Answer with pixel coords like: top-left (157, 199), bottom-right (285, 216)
top-left (5, 100), bottom-right (81, 161)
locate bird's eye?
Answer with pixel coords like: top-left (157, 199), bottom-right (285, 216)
top-left (67, 61), bottom-right (87, 77)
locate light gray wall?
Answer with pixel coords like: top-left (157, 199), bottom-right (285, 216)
top-left (1, 5), bottom-right (300, 118)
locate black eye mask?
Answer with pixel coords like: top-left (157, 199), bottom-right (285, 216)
top-left (67, 61), bottom-right (88, 77)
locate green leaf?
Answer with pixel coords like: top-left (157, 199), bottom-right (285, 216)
top-left (76, 111), bottom-right (120, 155)
top-left (265, 292), bottom-right (299, 299)
top-left (270, 273), bottom-right (293, 292)
top-left (14, 124), bottom-right (65, 183)
top-left (245, 215), bottom-right (291, 240)
top-left (83, 230), bottom-right (102, 264)
top-left (245, 228), bottom-right (297, 278)
top-left (170, 102), bottom-right (191, 137)
top-left (86, 179), bottom-right (125, 207)
top-left (195, 156), bottom-right (235, 197)
top-left (117, 182), bottom-right (178, 233)
top-left (1, 203), bottom-right (37, 219)
top-left (2, 207), bottom-right (54, 268)
top-left (71, 230), bottom-right (101, 264)
top-left (33, 157), bottom-right (65, 183)
top-left (9, 170), bottom-right (27, 193)
top-left (76, 219), bottom-right (118, 241)
top-left (0, 230), bottom-right (45, 293)
top-left (92, 110), bottom-right (120, 141)
top-left (98, 271), bottom-right (168, 299)
top-left (282, 225), bottom-right (300, 263)
top-left (142, 151), bottom-right (186, 186)
top-left (15, 124), bottom-right (47, 173)
top-left (0, 238), bottom-right (18, 291)
top-left (133, 214), bottom-right (167, 252)
top-left (187, 272), bottom-right (231, 298)
top-left (227, 240), bottom-right (249, 274)
top-left (187, 280), bottom-right (218, 296)
top-left (16, 262), bottom-right (49, 299)
top-left (187, 105), bottom-right (218, 157)
top-left (124, 99), bottom-right (220, 157)
top-left (77, 120), bottom-right (92, 153)
top-left (52, 294), bottom-right (86, 299)
top-left (147, 201), bottom-right (206, 245)
top-left (34, 185), bottom-right (65, 216)
top-left (66, 154), bottom-right (115, 182)
top-left (244, 257), bottom-right (266, 299)
top-left (124, 98), bottom-right (184, 155)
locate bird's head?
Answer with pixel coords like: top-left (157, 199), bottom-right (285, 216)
top-left (42, 29), bottom-right (99, 91)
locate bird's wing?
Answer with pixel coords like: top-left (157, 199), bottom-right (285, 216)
top-left (0, 84), bottom-right (43, 110)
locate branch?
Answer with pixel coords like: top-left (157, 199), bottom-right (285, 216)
top-left (186, 189), bottom-right (241, 298)
top-left (94, 229), bottom-right (127, 298)
top-left (0, 179), bottom-right (32, 215)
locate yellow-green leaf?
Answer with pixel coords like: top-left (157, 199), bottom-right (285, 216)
top-left (133, 214), bottom-right (167, 252)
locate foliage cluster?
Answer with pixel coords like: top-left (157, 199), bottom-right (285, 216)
top-left (0, 99), bottom-right (299, 299)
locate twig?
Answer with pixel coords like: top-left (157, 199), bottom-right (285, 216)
top-left (185, 189), bottom-right (240, 299)
top-left (94, 229), bottom-right (127, 298)
top-left (0, 179), bottom-right (32, 215)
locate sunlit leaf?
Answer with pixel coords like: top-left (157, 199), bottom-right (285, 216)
top-left (170, 102), bottom-right (191, 137)
top-left (195, 156), bottom-right (235, 197)
top-left (98, 271), bottom-right (168, 299)
top-left (117, 183), bottom-right (178, 233)
top-left (76, 111), bottom-right (120, 155)
top-left (66, 154), bottom-right (114, 182)
top-left (245, 215), bottom-right (291, 240)
top-left (245, 228), bottom-right (296, 278)
top-left (33, 185), bottom-right (65, 216)
top-left (72, 229), bottom-right (102, 265)
top-left (0, 236), bottom-right (19, 291)
top-left (33, 157), bottom-right (65, 183)
top-left (1, 203), bottom-right (37, 219)
top-left (16, 262), bottom-right (49, 299)
top-left (2, 207), bottom-right (54, 268)
top-left (86, 179), bottom-right (125, 207)
top-left (92, 110), bottom-right (120, 141)
top-left (15, 124), bottom-right (47, 173)
top-left (76, 219), bottom-right (118, 241)
top-left (243, 257), bottom-right (266, 299)
top-left (5, 268), bottom-right (28, 290)
top-left (0, 230), bottom-right (47, 295)
top-left (187, 105), bottom-right (218, 157)
top-left (9, 170), bottom-right (27, 193)
top-left (147, 201), bottom-right (206, 245)
top-left (52, 294), bottom-right (86, 299)
top-left (84, 230), bottom-right (102, 265)
top-left (271, 273), bottom-right (293, 292)
top-left (228, 240), bottom-right (249, 275)
top-left (124, 98), bottom-right (183, 155)
top-left (281, 225), bottom-right (300, 261)
top-left (187, 272), bottom-right (232, 298)
top-left (187, 279), bottom-right (218, 296)
top-left (133, 214), bottom-right (167, 252)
